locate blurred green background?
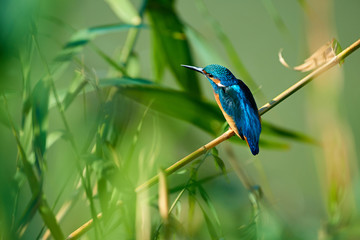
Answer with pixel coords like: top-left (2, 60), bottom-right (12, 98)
top-left (1, 0), bottom-right (360, 239)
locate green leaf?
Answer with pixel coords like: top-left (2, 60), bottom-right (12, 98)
top-left (105, 0), bottom-right (141, 25)
top-left (100, 77), bottom-right (154, 87)
top-left (13, 170), bottom-right (27, 188)
top-left (46, 131), bottom-right (67, 149)
top-left (91, 45), bottom-right (127, 74)
top-left (238, 189), bottom-right (260, 240)
top-left (125, 103), bottom-right (152, 166)
top-left (152, 30), bottom-right (166, 82)
top-left (97, 177), bottom-right (110, 218)
top-left (37, 195), bottom-right (65, 239)
top-left (198, 185), bottom-right (222, 231)
top-left (61, 72), bottom-right (87, 110)
top-left (32, 78), bottom-right (50, 172)
top-left (262, 121), bottom-right (318, 145)
top-left (55, 24), bottom-right (145, 62)
top-left (238, 218), bottom-right (258, 240)
top-left (16, 192), bottom-right (41, 238)
top-left (147, 1), bottom-right (201, 97)
top-left (211, 147), bottom-right (226, 174)
top-left (113, 83), bottom-right (223, 135)
top-left (197, 200), bottom-right (219, 240)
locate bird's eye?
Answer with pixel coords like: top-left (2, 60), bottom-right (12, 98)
top-left (208, 73), bottom-right (214, 78)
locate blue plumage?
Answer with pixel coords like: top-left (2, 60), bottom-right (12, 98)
top-left (182, 64), bottom-right (262, 155)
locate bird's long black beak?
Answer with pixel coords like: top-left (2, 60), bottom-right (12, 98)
top-left (181, 65), bottom-right (204, 74)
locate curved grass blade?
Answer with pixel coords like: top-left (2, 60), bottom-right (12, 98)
top-left (55, 24), bottom-right (145, 62)
top-left (46, 131), bottom-right (67, 149)
top-left (61, 72), bottom-right (86, 110)
top-left (116, 85), bottom-right (223, 135)
top-left (100, 77), bottom-right (154, 87)
top-left (91, 44), bottom-right (127, 74)
top-left (262, 121), bottom-right (318, 145)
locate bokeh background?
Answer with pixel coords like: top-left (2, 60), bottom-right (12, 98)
top-left (1, 0), bottom-right (360, 239)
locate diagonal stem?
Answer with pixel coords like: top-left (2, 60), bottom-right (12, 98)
top-left (135, 38), bottom-right (360, 193)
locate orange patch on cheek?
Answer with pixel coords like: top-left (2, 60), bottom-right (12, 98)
top-left (210, 77), bottom-right (221, 84)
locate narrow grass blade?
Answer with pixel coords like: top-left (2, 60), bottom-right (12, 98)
top-left (262, 122), bottom-right (318, 145)
top-left (197, 200), bottom-right (219, 240)
top-left (91, 45), bottom-right (127, 74)
top-left (16, 192), bottom-right (41, 238)
top-left (211, 147), bottom-right (226, 175)
top-left (31, 78), bottom-right (50, 173)
top-left (152, 32), bottom-right (166, 82)
top-left (116, 84), bottom-right (223, 135)
top-left (197, 185), bottom-right (222, 231)
top-left (46, 131), bottom-right (66, 149)
top-left (61, 72), bottom-right (87, 110)
top-left (55, 24), bottom-right (145, 62)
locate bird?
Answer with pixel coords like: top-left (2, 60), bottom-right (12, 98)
top-left (182, 64), bottom-right (261, 155)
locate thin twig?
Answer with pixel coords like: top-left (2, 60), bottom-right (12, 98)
top-left (135, 38), bottom-right (360, 193)
top-left (66, 213), bottom-right (103, 240)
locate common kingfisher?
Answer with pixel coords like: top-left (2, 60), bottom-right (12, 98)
top-left (182, 64), bottom-right (262, 155)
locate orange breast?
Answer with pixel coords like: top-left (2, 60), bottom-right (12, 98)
top-left (213, 91), bottom-right (244, 140)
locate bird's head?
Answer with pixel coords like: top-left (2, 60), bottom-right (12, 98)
top-left (182, 64), bottom-right (238, 88)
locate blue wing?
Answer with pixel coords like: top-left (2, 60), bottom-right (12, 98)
top-left (218, 81), bottom-right (261, 155)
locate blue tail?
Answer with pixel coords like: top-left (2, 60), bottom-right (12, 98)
top-left (249, 141), bottom-right (259, 155)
